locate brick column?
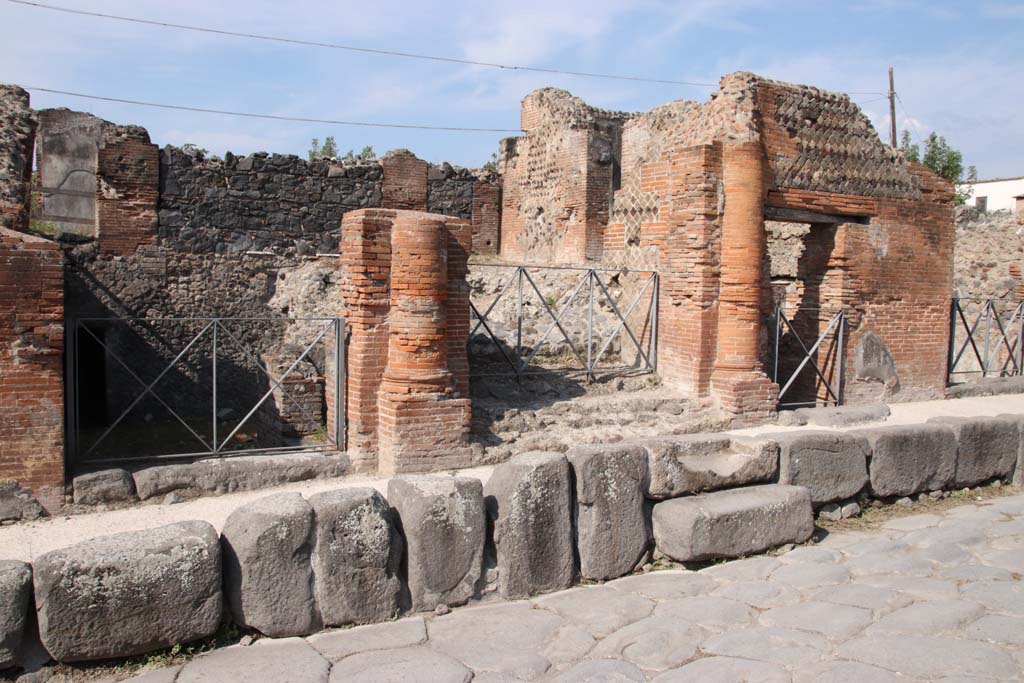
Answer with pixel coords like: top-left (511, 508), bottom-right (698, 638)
top-left (377, 212), bottom-right (470, 475)
top-left (470, 180), bottom-right (501, 255)
top-left (337, 209), bottom-right (395, 469)
top-left (0, 228), bottom-right (65, 510)
top-left (711, 142), bottom-right (777, 420)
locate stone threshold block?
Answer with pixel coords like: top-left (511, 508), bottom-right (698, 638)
top-left (634, 434), bottom-right (778, 500)
top-left (652, 484), bottom-right (813, 562)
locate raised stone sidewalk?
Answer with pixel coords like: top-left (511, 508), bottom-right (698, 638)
top-left (97, 492), bottom-right (1024, 682)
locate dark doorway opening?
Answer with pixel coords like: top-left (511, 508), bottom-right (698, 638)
top-left (77, 324), bottom-right (108, 428)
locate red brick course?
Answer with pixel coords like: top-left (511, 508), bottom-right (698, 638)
top-left (96, 128), bottom-right (159, 256)
top-left (470, 180), bottom-right (501, 255)
top-left (0, 227), bottom-right (65, 509)
top-left (381, 151), bottom-right (429, 212)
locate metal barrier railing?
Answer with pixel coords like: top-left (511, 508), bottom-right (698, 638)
top-left (773, 307), bottom-right (846, 408)
top-left (67, 316), bottom-right (345, 464)
top-left (947, 298), bottom-right (1024, 383)
top-left (469, 265), bottom-right (658, 381)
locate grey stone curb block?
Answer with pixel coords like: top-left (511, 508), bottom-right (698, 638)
top-left (388, 476), bottom-right (485, 612)
top-left (926, 416), bottom-right (1017, 487)
top-left (0, 560), bottom-right (32, 669)
top-left (635, 434), bottom-right (777, 500)
top-left (33, 521), bottom-right (222, 662)
top-left (778, 403), bottom-right (890, 427)
top-left (221, 492), bottom-right (319, 638)
top-left (651, 484), bottom-right (814, 562)
top-left (484, 451), bottom-right (575, 599)
top-left (72, 468), bottom-right (137, 506)
top-left (310, 487), bottom-right (403, 626)
top-left (772, 430), bottom-right (870, 504)
top-left (995, 413), bottom-right (1024, 486)
top-left (851, 423), bottom-right (957, 498)
top-left (568, 444), bottom-right (650, 581)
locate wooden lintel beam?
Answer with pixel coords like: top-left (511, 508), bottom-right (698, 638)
top-left (764, 206), bottom-right (869, 225)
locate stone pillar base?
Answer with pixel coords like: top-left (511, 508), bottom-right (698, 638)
top-left (711, 369), bottom-right (778, 426)
top-left (377, 393), bottom-right (472, 475)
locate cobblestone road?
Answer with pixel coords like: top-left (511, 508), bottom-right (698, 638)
top-left (115, 493), bottom-right (1024, 682)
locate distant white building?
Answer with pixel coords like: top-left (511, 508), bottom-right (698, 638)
top-left (959, 176), bottom-right (1024, 213)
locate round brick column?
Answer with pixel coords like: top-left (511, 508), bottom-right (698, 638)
top-left (711, 141), bottom-right (777, 420)
top-left (380, 213), bottom-right (453, 394)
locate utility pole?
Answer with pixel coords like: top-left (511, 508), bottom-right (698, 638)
top-left (888, 66), bottom-right (897, 148)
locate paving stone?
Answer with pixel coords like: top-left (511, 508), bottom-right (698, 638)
top-left (917, 542), bottom-right (972, 564)
top-left (939, 563), bottom-right (1014, 582)
top-left (901, 524), bottom-right (987, 549)
top-left (769, 561), bottom-right (851, 588)
top-left (652, 485), bottom-right (813, 562)
top-left (604, 570), bottom-right (716, 600)
top-left (636, 434), bottom-right (777, 499)
top-left (541, 624), bottom-right (597, 667)
top-left (72, 468), bottom-right (137, 505)
top-left (309, 487), bottom-right (402, 625)
top-left (929, 416), bottom-right (1018, 486)
top-left (960, 580), bottom-right (1024, 615)
top-left (793, 403), bottom-right (891, 427)
top-left (652, 656), bottom-right (789, 682)
top-left (863, 575), bottom-right (960, 600)
top-left (428, 602), bottom-right (562, 679)
top-left (777, 546), bottom-right (842, 564)
top-left (123, 666), bottom-right (182, 683)
top-left (33, 520), bottom-right (222, 662)
top-left (484, 451), bottom-right (574, 599)
top-left (388, 476), bottom-right (485, 612)
top-left (965, 613), bottom-right (1024, 645)
top-left (702, 626), bottom-right (826, 667)
top-left (791, 660), bottom-right (908, 683)
top-left (869, 599), bottom-right (986, 634)
top-left (841, 537), bottom-right (906, 556)
top-left (550, 659), bottom-right (646, 683)
top-left (711, 580), bottom-right (802, 609)
top-left (759, 601), bottom-right (873, 639)
top-left (852, 423), bottom-right (957, 497)
top-left (837, 635), bottom-right (1018, 680)
top-left (328, 646), bottom-right (472, 683)
top-left (809, 583), bottom-right (912, 613)
top-left (881, 513), bottom-right (943, 531)
top-left (845, 549), bottom-right (934, 577)
top-left (653, 596), bottom-right (756, 629)
top-left (567, 444), bottom-right (649, 580)
top-left (772, 430), bottom-right (869, 504)
top-left (220, 492), bottom-right (318, 637)
top-left (977, 548), bottom-right (1024, 573)
top-left (535, 586), bottom-right (654, 638)
top-left (700, 556), bottom-right (780, 582)
top-left (306, 616), bottom-right (426, 661)
top-left (0, 560), bottom-right (31, 669)
top-left (590, 615), bottom-right (704, 672)
top-left (177, 638), bottom-right (329, 683)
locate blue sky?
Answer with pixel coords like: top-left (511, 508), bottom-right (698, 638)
top-left (2, 0), bottom-right (1022, 178)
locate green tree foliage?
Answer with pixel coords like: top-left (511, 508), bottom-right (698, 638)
top-left (900, 130), bottom-right (976, 205)
top-left (483, 152), bottom-right (499, 173)
top-left (308, 136), bottom-right (339, 160)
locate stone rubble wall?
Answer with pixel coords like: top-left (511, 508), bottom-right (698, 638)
top-left (953, 206), bottom-right (1024, 302)
top-left (0, 86), bottom-right (35, 232)
top-left (5, 412), bottom-right (1020, 668)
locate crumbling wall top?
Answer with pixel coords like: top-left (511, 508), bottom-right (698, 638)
top-left (520, 88), bottom-right (635, 132)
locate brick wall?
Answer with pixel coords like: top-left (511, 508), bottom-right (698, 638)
top-left (0, 228), bottom-right (64, 509)
top-left (470, 180), bottom-right (501, 255)
top-left (96, 126), bottom-right (159, 256)
top-left (380, 150), bottom-right (428, 211)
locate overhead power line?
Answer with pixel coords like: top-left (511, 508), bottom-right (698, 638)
top-left (22, 86), bottom-right (524, 133)
top-left (7, 0), bottom-right (718, 87)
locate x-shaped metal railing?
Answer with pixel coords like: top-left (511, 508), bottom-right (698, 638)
top-left (948, 298), bottom-right (1024, 382)
top-left (469, 265), bottom-right (658, 381)
top-left (69, 317), bottom-right (345, 463)
top-left (773, 307), bottom-right (846, 408)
